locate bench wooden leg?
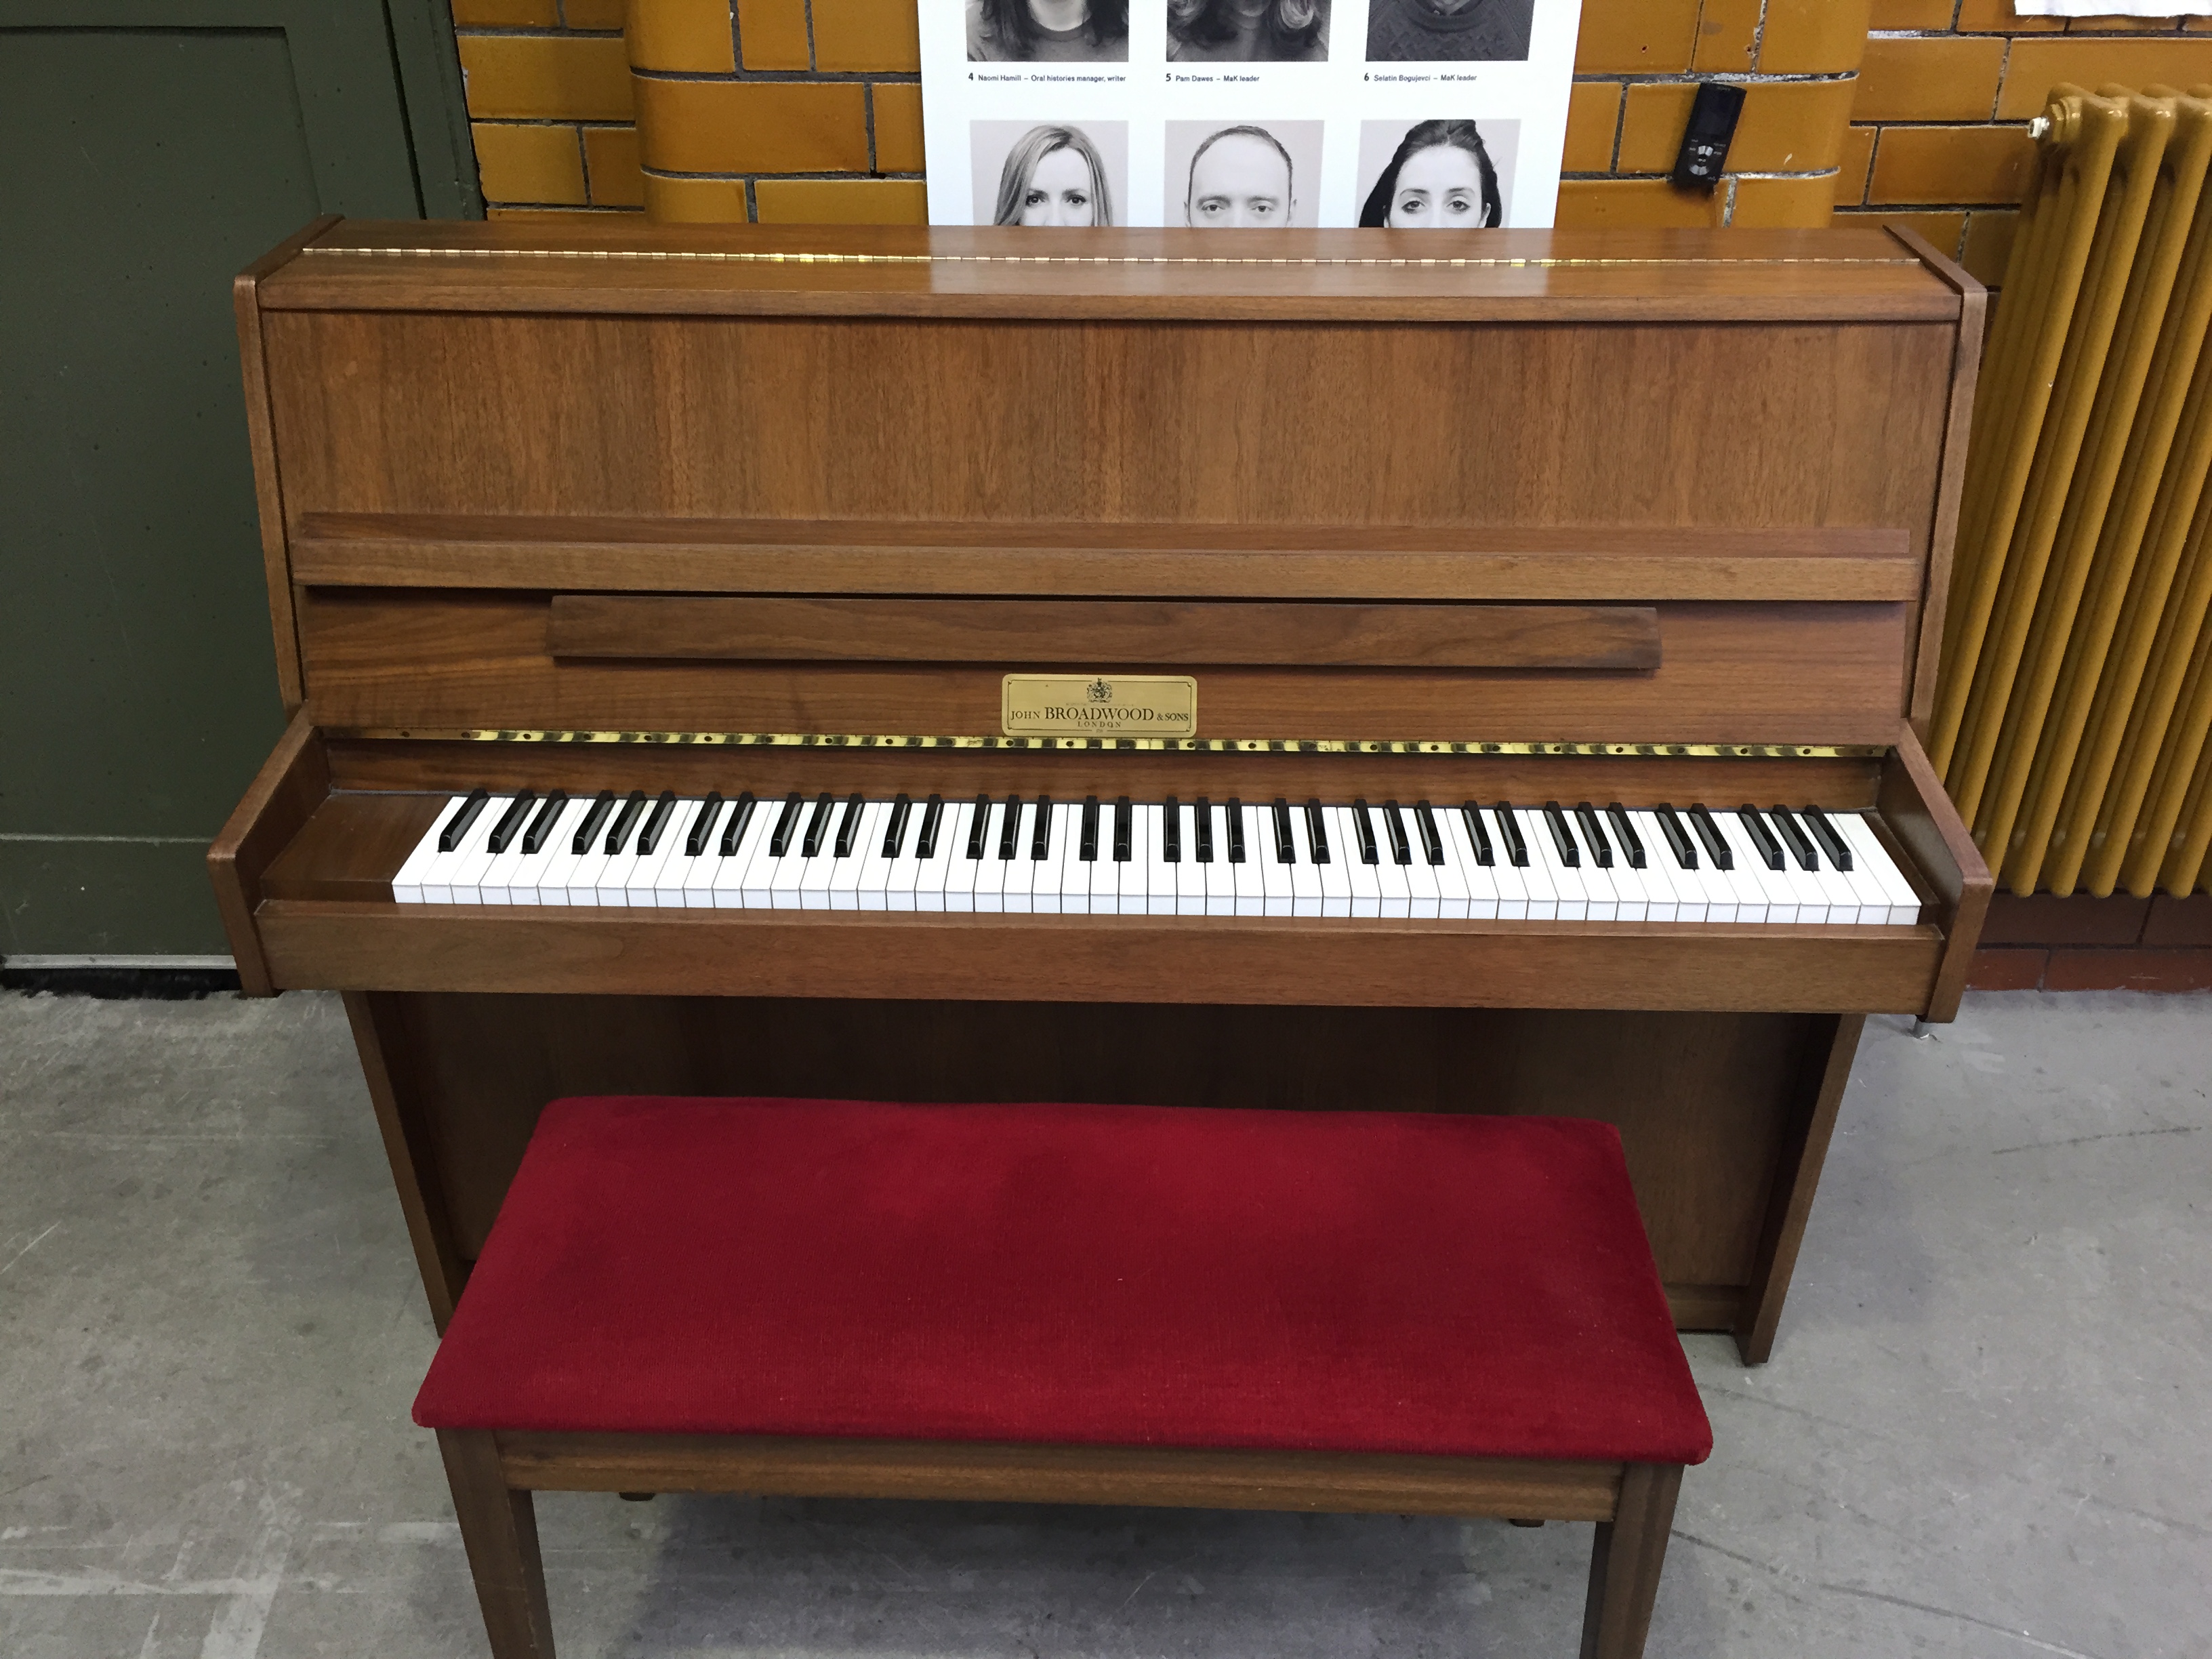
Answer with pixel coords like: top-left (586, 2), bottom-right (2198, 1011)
top-left (1578, 1462), bottom-right (1682, 1659)
top-left (438, 1429), bottom-right (558, 1659)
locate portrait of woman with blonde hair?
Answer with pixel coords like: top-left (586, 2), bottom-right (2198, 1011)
top-left (1166, 0), bottom-right (1328, 62)
top-left (990, 124), bottom-right (1117, 227)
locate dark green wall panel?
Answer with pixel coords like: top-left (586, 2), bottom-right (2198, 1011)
top-left (0, 7), bottom-right (474, 954)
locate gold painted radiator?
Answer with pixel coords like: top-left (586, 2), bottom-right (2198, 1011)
top-left (1933, 84), bottom-right (2212, 899)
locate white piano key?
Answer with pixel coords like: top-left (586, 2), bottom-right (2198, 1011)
top-left (1307, 808), bottom-right (1352, 917)
top-left (1079, 802), bottom-right (1112, 915)
top-left (520, 798), bottom-right (593, 908)
top-left (1623, 815), bottom-right (1681, 922)
top-left (625, 800), bottom-right (689, 907)
top-left (1401, 812), bottom-right (1442, 919)
top-left (1227, 804), bottom-right (1263, 916)
top-left (912, 801), bottom-right (958, 913)
top-left (392, 800), bottom-right (457, 903)
top-left (1256, 804), bottom-right (1294, 918)
top-left (1825, 823), bottom-right (1894, 923)
top-left (1372, 829), bottom-right (1412, 918)
top-left (477, 796), bottom-right (544, 905)
top-left (852, 800), bottom-right (901, 912)
top-left (431, 794), bottom-right (514, 905)
top-left (884, 802), bottom-right (925, 913)
top-left (1036, 798), bottom-right (1074, 916)
top-left (996, 800), bottom-right (1033, 915)
top-left (829, 801), bottom-right (885, 912)
top-left (1197, 804), bottom-right (1233, 916)
top-left (711, 799), bottom-right (773, 910)
top-left (1443, 810), bottom-right (1496, 920)
top-left (1286, 807), bottom-right (1324, 918)
top-left (1719, 813), bottom-right (1795, 922)
top-left (674, 799), bottom-right (727, 909)
top-left (1525, 810), bottom-right (1585, 922)
top-left (1329, 808), bottom-right (1381, 918)
top-left (947, 799), bottom-right (989, 914)
top-left (1839, 814), bottom-right (1924, 923)
top-left (1167, 802), bottom-right (1204, 917)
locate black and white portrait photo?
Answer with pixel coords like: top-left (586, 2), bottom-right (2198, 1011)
top-left (972, 121), bottom-right (1128, 226)
top-left (1166, 0), bottom-right (1330, 63)
top-left (967, 0), bottom-right (1129, 61)
top-left (1366, 0), bottom-right (1534, 62)
top-left (1357, 118), bottom-right (1517, 227)
top-left (1166, 121), bottom-right (1324, 228)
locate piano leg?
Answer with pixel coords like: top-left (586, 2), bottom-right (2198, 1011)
top-left (344, 990), bottom-right (470, 1332)
top-left (438, 1429), bottom-right (556, 1659)
top-left (1733, 1012), bottom-right (1866, 1365)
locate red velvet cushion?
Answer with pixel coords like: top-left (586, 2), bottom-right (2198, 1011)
top-left (414, 1097), bottom-right (1711, 1465)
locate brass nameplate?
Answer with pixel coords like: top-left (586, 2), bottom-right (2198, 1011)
top-left (1002, 674), bottom-right (1197, 738)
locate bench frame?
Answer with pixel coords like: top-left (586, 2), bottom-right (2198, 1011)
top-left (437, 1428), bottom-right (1685, 1659)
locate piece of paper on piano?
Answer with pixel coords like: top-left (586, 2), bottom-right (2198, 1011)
top-left (918, 0), bottom-right (1585, 228)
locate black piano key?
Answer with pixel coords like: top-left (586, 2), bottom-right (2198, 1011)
top-left (1654, 804), bottom-right (1698, 869)
top-left (573, 790), bottom-right (616, 855)
top-left (834, 792), bottom-right (865, 858)
top-left (1114, 796), bottom-right (1134, 863)
top-left (605, 790), bottom-right (649, 854)
top-left (486, 790), bottom-right (536, 855)
top-left (998, 795), bottom-right (1022, 859)
top-left (1414, 801), bottom-right (1443, 865)
top-left (1460, 802), bottom-right (1494, 865)
top-left (1769, 805), bottom-right (1819, 872)
top-left (1351, 799), bottom-right (1379, 865)
top-left (882, 793), bottom-right (912, 858)
top-left (768, 792), bottom-right (804, 857)
top-left (1803, 804), bottom-right (1853, 871)
top-left (720, 792), bottom-right (758, 857)
top-left (1271, 798), bottom-right (1295, 864)
top-left (634, 790), bottom-right (678, 857)
top-left (438, 787), bottom-right (489, 853)
top-left (1736, 805), bottom-right (1784, 872)
top-left (916, 794), bottom-right (945, 858)
top-left (684, 792), bottom-right (724, 857)
top-left (1080, 796), bottom-right (1100, 862)
top-left (1574, 802), bottom-right (1613, 869)
top-left (966, 794), bottom-right (992, 861)
top-left (1605, 804), bottom-right (1646, 869)
top-left (1492, 803), bottom-right (1529, 867)
top-left (1029, 796), bottom-right (1052, 860)
top-left (1383, 800), bottom-right (1412, 865)
top-left (1226, 798), bottom-right (1246, 863)
top-left (1195, 797), bottom-right (1214, 863)
top-left (799, 792), bottom-right (836, 858)
top-left (1162, 796), bottom-right (1182, 863)
top-left (1687, 804), bottom-right (1733, 870)
top-left (1541, 802), bottom-right (1580, 868)
top-left (1307, 800), bottom-right (1332, 865)
top-left (520, 790), bottom-right (568, 855)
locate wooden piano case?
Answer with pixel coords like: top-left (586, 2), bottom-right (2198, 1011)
top-left (212, 219), bottom-right (1991, 1363)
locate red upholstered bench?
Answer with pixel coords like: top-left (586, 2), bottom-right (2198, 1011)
top-left (415, 1097), bottom-right (1711, 1659)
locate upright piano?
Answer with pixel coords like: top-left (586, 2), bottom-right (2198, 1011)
top-left (211, 218), bottom-right (1992, 1365)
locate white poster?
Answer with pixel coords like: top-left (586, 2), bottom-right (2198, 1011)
top-left (921, 0), bottom-right (1584, 229)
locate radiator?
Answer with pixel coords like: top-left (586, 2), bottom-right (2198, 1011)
top-left (1932, 83), bottom-right (2212, 899)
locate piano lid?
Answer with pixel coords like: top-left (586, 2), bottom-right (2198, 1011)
top-left (260, 220), bottom-right (1967, 325)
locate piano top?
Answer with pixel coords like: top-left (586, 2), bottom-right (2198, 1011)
top-left (256, 221), bottom-right (1971, 325)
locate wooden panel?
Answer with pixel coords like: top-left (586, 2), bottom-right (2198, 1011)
top-left (318, 741), bottom-right (1889, 810)
top-left (205, 709), bottom-right (327, 996)
top-left (353, 994), bottom-right (1837, 1296)
top-left (547, 595), bottom-right (1664, 671)
top-left (299, 591), bottom-right (1911, 747)
top-left (1879, 724), bottom-right (1992, 1021)
top-left (263, 222), bottom-right (1961, 325)
top-left (255, 902), bottom-right (1941, 1012)
top-left (293, 516), bottom-right (1922, 604)
top-left (260, 312), bottom-right (1954, 547)
top-left (495, 1431), bottom-right (1625, 1520)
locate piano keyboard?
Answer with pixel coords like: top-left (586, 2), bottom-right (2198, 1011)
top-left (392, 790), bottom-right (1924, 924)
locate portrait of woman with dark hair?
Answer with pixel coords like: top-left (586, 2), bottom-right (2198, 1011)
top-left (968, 0), bottom-right (1128, 61)
top-left (1366, 0), bottom-right (1532, 62)
top-left (1166, 0), bottom-right (1329, 62)
top-left (990, 125), bottom-right (1116, 226)
top-left (1357, 119), bottom-right (1502, 228)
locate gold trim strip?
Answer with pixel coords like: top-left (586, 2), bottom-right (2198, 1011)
top-left (302, 246), bottom-right (1917, 270)
top-left (330, 727), bottom-right (1884, 760)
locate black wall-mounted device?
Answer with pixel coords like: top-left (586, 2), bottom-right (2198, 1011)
top-left (1672, 83), bottom-right (1745, 193)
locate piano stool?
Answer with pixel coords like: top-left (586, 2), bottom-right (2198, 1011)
top-left (413, 1096), bottom-right (1713, 1658)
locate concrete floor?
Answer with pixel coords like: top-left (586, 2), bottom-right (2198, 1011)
top-left (1, 990), bottom-right (2207, 1659)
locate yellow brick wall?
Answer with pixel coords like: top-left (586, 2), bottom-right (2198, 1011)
top-left (1847, 1), bottom-right (2212, 283)
top-left (454, 0), bottom-right (2205, 241)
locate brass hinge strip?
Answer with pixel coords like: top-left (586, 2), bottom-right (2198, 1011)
top-left (329, 728), bottom-right (1883, 759)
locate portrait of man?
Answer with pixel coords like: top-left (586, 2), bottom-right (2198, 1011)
top-left (1169, 122), bottom-right (1322, 229)
top-left (1366, 0), bottom-right (1534, 62)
